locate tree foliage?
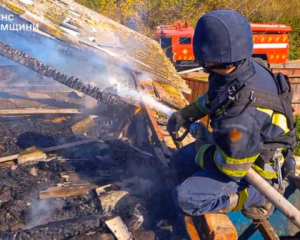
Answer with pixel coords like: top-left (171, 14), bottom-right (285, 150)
top-left (76, 0), bottom-right (300, 59)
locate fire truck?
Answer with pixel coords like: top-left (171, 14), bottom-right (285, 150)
top-left (156, 21), bottom-right (292, 69)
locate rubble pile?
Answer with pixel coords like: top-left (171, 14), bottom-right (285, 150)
top-left (0, 100), bottom-right (173, 239)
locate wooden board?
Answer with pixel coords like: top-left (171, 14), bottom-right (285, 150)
top-left (184, 216), bottom-right (201, 240)
top-left (0, 109), bottom-right (81, 115)
top-left (0, 139), bottom-right (98, 163)
top-left (197, 214), bottom-right (238, 240)
top-left (71, 116), bottom-right (96, 135)
top-left (39, 184), bottom-right (97, 199)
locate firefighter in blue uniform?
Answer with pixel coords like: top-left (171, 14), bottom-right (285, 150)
top-left (167, 10), bottom-right (297, 219)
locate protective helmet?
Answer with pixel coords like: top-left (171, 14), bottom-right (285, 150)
top-left (193, 10), bottom-right (253, 64)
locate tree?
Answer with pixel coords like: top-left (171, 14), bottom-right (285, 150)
top-left (75, 0), bottom-right (300, 59)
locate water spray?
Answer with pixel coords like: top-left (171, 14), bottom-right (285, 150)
top-left (109, 76), bottom-right (176, 117)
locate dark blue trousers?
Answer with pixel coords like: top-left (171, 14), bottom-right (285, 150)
top-left (170, 142), bottom-right (266, 216)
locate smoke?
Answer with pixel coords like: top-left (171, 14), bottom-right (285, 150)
top-left (26, 198), bottom-right (57, 228)
top-left (0, 6), bottom-right (176, 117)
top-left (0, 6), bottom-right (112, 91)
top-left (0, 29), bottom-right (109, 90)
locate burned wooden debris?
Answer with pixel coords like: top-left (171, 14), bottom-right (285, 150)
top-left (0, 215), bottom-right (108, 239)
top-left (71, 116), bottom-right (97, 135)
top-left (0, 41), bottom-right (137, 111)
top-left (17, 146), bottom-right (47, 164)
top-left (40, 184), bottom-right (97, 200)
top-left (0, 108), bottom-right (82, 115)
top-left (0, 140), bottom-right (158, 237)
top-left (0, 139), bottom-right (98, 164)
top-left (105, 216), bottom-right (133, 239)
top-left (0, 101), bottom-right (175, 239)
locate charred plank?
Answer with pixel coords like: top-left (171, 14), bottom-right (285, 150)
top-left (0, 139), bottom-right (98, 163)
top-left (0, 109), bottom-right (81, 115)
top-left (71, 116), bottom-right (96, 135)
top-left (39, 184), bottom-right (97, 199)
top-left (0, 215), bottom-right (107, 240)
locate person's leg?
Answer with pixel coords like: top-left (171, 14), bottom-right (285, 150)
top-left (164, 142), bottom-right (200, 238)
top-left (172, 168), bottom-right (266, 216)
top-left (169, 142), bottom-right (199, 181)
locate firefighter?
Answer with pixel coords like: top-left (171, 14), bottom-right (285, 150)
top-left (167, 9), bottom-right (297, 220)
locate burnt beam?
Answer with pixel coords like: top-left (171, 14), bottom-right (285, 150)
top-left (140, 102), bottom-right (171, 163)
top-left (0, 41), bottom-right (138, 111)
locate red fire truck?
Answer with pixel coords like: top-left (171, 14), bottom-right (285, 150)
top-left (156, 21), bottom-right (292, 68)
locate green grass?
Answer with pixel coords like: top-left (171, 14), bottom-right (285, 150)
top-left (293, 116), bottom-right (300, 156)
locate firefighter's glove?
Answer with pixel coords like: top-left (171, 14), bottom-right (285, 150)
top-left (167, 111), bottom-right (188, 135)
top-left (167, 102), bottom-right (203, 135)
top-left (190, 122), bottom-right (214, 151)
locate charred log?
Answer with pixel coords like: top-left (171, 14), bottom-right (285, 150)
top-left (70, 233), bottom-right (115, 240)
top-left (0, 215), bottom-right (107, 240)
top-left (107, 139), bottom-right (154, 166)
top-left (0, 41), bottom-right (137, 113)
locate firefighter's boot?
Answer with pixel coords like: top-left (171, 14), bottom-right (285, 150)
top-left (242, 183), bottom-right (285, 220)
top-left (241, 199), bottom-right (275, 220)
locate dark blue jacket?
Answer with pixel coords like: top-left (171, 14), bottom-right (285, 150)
top-left (194, 58), bottom-right (290, 180)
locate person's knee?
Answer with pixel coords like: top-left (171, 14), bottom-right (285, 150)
top-left (172, 181), bottom-right (232, 216)
top-left (172, 185), bottom-right (187, 213)
top-left (172, 184), bottom-right (209, 216)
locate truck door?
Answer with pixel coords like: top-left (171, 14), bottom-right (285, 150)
top-left (160, 37), bottom-right (172, 59)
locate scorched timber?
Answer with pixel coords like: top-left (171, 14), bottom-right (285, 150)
top-left (0, 215), bottom-right (107, 240)
top-left (0, 41), bottom-right (137, 110)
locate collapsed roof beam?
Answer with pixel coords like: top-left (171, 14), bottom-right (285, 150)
top-left (0, 41), bottom-right (138, 111)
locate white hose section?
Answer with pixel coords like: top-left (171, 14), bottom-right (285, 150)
top-left (245, 168), bottom-right (300, 229)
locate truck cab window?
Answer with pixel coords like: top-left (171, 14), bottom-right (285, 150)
top-left (179, 37), bottom-right (191, 44)
top-left (161, 37), bottom-right (172, 49)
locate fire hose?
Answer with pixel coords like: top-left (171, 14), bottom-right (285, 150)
top-left (165, 109), bottom-right (300, 230)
